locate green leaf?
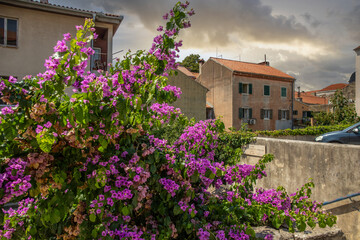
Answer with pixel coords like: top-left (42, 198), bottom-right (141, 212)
top-left (297, 220), bottom-right (306, 232)
top-left (36, 131), bottom-right (56, 153)
top-left (173, 205), bottom-right (181, 215)
top-left (122, 206), bottom-right (130, 216)
top-left (89, 213), bottom-right (96, 222)
top-left (50, 209), bottom-right (61, 224)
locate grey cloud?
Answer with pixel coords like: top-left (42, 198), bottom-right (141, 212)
top-left (343, 4), bottom-right (360, 41)
top-left (80, 0), bottom-right (315, 48)
top-left (301, 13), bottom-right (321, 28)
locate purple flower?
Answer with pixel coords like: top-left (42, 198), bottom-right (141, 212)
top-left (44, 121), bottom-right (52, 128)
top-left (53, 40), bottom-right (68, 53)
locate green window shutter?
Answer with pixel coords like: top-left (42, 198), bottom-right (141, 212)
top-left (249, 84), bottom-right (253, 94)
top-left (278, 110), bottom-right (281, 120)
top-left (260, 109), bottom-right (264, 119)
top-left (270, 109), bottom-right (273, 119)
top-left (264, 85), bottom-right (270, 96)
top-left (239, 108), bottom-right (244, 118)
top-left (239, 83), bottom-right (243, 94)
top-left (281, 87), bottom-right (287, 97)
top-left (249, 108), bottom-right (252, 118)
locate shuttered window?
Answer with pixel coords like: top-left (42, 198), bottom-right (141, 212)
top-left (281, 87), bottom-right (287, 97)
top-left (264, 85), bottom-right (270, 96)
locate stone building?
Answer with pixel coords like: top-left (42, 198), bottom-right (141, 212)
top-left (168, 66), bottom-right (208, 121)
top-left (197, 57), bottom-right (295, 131)
top-left (0, 0), bottom-right (123, 79)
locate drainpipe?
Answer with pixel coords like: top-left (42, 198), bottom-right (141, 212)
top-left (90, 13), bottom-right (96, 71)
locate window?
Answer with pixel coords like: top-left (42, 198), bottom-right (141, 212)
top-left (302, 111), bottom-right (312, 118)
top-left (239, 107), bottom-right (252, 119)
top-left (0, 17), bottom-right (18, 47)
top-left (293, 110), bottom-right (298, 115)
top-left (239, 82), bottom-right (252, 94)
top-left (260, 109), bottom-right (272, 120)
top-left (278, 110), bottom-right (289, 120)
top-left (281, 87), bottom-right (287, 97)
top-left (264, 85), bottom-right (270, 96)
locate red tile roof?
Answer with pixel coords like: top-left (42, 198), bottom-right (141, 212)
top-left (26, 0), bottom-right (122, 18)
top-left (177, 66), bottom-right (198, 79)
top-left (319, 83), bottom-right (348, 92)
top-left (354, 45), bottom-right (360, 51)
top-left (211, 57), bottom-right (295, 80)
top-left (295, 92), bottom-right (328, 105)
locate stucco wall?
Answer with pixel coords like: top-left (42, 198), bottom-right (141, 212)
top-left (0, 4), bottom-right (113, 79)
top-left (168, 71), bottom-right (207, 121)
top-left (198, 59), bottom-right (233, 128)
top-left (243, 138), bottom-right (360, 239)
top-left (232, 75), bottom-right (293, 131)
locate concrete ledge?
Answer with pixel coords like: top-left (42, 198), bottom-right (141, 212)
top-left (254, 226), bottom-right (346, 240)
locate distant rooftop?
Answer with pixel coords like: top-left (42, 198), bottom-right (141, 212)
top-left (211, 57), bottom-right (295, 81)
top-left (319, 83), bottom-right (348, 92)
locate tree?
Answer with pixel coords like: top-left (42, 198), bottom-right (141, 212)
top-left (314, 90), bottom-right (359, 125)
top-left (181, 53), bottom-right (200, 72)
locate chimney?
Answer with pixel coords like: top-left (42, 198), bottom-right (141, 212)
top-left (40, 0), bottom-right (49, 3)
top-left (297, 86), bottom-right (300, 98)
top-left (258, 61), bottom-right (269, 66)
top-left (198, 59), bottom-right (205, 74)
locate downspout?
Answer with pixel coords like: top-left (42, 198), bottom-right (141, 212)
top-left (90, 13), bottom-right (96, 71)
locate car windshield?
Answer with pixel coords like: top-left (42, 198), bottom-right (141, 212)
top-left (343, 122), bottom-right (360, 132)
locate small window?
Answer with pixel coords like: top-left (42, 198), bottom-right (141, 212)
top-left (293, 110), bottom-right (298, 115)
top-left (0, 17), bottom-right (18, 47)
top-left (239, 82), bottom-right (252, 94)
top-left (302, 111), bottom-right (312, 118)
top-left (278, 109), bottom-right (289, 120)
top-left (264, 85), bottom-right (270, 96)
top-left (261, 109), bottom-right (272, 120)
top-left (281, 87), bottom-right (287, 97)
top-left (239, 107), bottom-right (252, 119)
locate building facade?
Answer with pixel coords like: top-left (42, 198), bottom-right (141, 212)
top-left (197, 57), bottom-right (295, 131)
top-left (168, 66), bottom-right (208, 121)
top-left (0, 0), bottom-right (123, 80)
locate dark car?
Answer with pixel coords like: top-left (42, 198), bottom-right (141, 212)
top-left (315, 122), bottom-right (360, 144)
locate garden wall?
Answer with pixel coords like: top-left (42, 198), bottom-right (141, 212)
top-left (242, 137), bottom-right (360, 240)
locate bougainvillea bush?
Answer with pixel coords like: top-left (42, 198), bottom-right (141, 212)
top-left (0, 2), bottom-right (336, 239)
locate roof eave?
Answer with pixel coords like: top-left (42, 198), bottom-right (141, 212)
top-left (0, 0), bottom-right (123, 33)
top-left (233, 71), bottom-right (295, 82)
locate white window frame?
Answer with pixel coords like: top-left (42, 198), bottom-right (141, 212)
top-left (263, 109), bottom-right (271, 120)
top-left (243, 108), bottom-right (251, 120)
top-left (0, 17), bottom-right (18, 47)
top-left (242, 83), bottom-right (250, 95)
top-left (280, 109), bottom-right (288, 120)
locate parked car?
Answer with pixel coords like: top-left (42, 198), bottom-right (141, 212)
top-left (315, 122), bottom-right (360, 144)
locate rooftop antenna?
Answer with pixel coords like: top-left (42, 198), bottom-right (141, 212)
top-left (264, 54), bottom-right (267, 62)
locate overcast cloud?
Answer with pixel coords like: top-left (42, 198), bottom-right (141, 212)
top-left (52, 0), bottom-right (359, 91)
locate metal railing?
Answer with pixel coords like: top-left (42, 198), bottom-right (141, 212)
top-left (322, 192), bottom-right (360, 207)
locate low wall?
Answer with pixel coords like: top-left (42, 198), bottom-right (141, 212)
top-left (242, 137), bottom-right (360, 240)
top-left (257, 135), bottom-right (315, 141)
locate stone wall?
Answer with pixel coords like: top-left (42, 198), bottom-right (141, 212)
top-left (242, 138), bottom-right (360, 239)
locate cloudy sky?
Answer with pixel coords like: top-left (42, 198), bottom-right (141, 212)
top-left (52, 0), bottom-right (360, 91)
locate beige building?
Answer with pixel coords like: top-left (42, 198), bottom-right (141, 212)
top-left (197, 57), bottom-right (295, 131)
top-left (168, 66), bottom-right (208, 121)
top-left (0, 0), bottom-right (123, 80)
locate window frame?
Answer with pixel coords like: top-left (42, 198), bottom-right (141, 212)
top-left (263, 85), bottom-right (270, 96)
top-left (0, 16), bottom-right (18, 47)
top-left (239, 107), bottom-right (252, 120)
top-left (278, 109), bottom-right (289, 120)
top-left (239, 82), bottom-right (253, 95)
top-left (281, 87), bottom-right (287, 98)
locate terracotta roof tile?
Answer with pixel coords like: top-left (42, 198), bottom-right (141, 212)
top-left (354, 45), bottom-right (360, 51)
top-left (14, 0), bottom-right (123, 18)
top-left (319, 83), bottom-right (348, 92)
top-left (297, 94), bottom-right (328, 105)
top-left (211, 57), bottom-right (295, 80)
top-left (177, 66), bottom-right (197, 79)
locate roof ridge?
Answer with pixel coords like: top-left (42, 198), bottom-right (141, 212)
top-left (211, 57), bottom-right (267, 66)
